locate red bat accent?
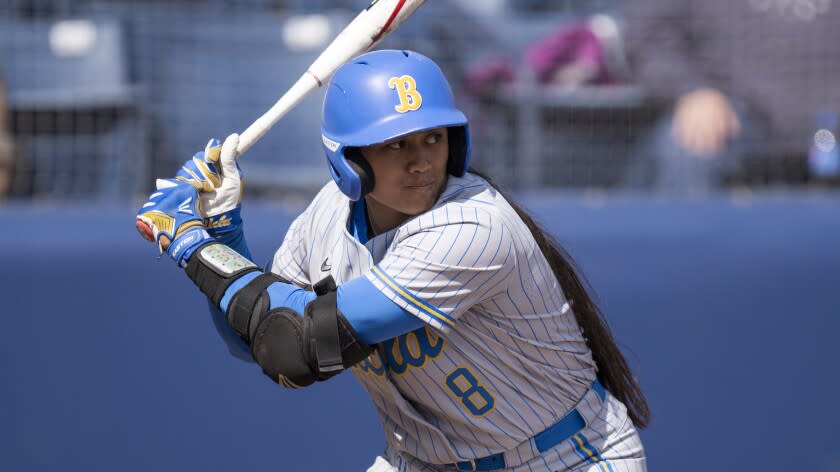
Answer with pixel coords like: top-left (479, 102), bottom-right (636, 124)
top-left (136, 220), bottom-right (155, 241)
top-left (372, 0), bottom-right (408, 44)
top-left (306, 70), bottom-right (323, 87)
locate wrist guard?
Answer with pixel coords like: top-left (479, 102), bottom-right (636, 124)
top-left (184, 242), bottom-right (259, 308)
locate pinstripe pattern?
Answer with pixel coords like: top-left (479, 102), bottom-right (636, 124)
top-left (271, 174), bottom-right (645, 471)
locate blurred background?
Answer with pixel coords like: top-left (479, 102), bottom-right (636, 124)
top-left (1, 0), bottom-right (838, 471)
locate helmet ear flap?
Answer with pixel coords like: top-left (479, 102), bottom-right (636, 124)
top-left (345, 148), bottom-right (375, 198)
top-left (447, 126), bottom-right (468, 177)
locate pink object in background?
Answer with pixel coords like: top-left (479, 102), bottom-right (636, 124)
top-left (465, 18), bottom-right (617, 95)
top-left (524, 21), bottom-right (614, 86)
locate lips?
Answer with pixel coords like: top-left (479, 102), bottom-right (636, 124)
top-left (406, 181), bottom-right (435, 189)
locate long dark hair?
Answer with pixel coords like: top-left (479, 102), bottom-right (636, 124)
top-left (470, 169), bottom-right (650, 429)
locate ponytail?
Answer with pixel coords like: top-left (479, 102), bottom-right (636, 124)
top-left (471, 169), bottom-right (650, 428)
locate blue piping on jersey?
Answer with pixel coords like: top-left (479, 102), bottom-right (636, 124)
top-left (571, 433), bottom-right (614, 472)
top-left (370, 264), bottom-right (456, 327)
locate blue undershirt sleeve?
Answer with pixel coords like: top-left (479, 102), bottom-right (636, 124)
top-left (337, 276), bottom-right (424, 344)
top-left (266, 283), bottom-right (316, 312)
top-left (207, 300), bottom-right (253, 362)
top-left (219, 273), bottom-right (317, 315)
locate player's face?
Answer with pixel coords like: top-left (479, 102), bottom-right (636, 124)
top-left (360, 127), bottom-right (449, 229)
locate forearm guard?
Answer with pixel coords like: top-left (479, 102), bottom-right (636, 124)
top-left (185, 242), bottom-right (259, 308)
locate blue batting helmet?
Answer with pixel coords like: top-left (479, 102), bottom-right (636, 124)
top-left (321, 49), bottom-right (471, 200)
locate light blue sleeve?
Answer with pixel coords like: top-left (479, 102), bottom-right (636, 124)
top-left (207, 300), bottom-right (253, 362)
top-left (219, 273), bottom-right (316, 314)
top-left (337, 276), bottom-right (424, 344)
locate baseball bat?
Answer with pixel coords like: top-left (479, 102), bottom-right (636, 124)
top-left (137, 0), bottom-right (426, 242)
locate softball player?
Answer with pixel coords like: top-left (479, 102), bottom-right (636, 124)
top-left (137, 50), bottom-right (649, 471)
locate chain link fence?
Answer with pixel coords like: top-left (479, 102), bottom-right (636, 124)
top-left (0, 0), bottom-right (835, 200)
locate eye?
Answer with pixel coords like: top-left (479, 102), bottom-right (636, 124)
top-left (386, 140), bottom-right (405, 150)
top-left (425, 132), bottom-right (443, 144)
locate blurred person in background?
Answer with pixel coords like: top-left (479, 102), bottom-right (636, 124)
top-left (0, 75), bottom-right (14, 199)
top-left (622, 0), bottom-right (840, 193)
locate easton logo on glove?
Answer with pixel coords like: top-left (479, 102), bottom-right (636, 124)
top-left (177, 197), bottom-right (195, 215)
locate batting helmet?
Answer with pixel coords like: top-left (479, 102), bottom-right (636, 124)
top-left (321, 49), bottom-right (471, 201)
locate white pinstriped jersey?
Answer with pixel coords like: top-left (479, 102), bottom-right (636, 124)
top-left (270, 173), bottom-right (644, 470)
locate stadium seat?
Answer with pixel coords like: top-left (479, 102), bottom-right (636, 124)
top-left (78, 5), bottom-right (354, 195)
top-left (147, 11), bottom-right (343, 193)
top-left (0, 17), bottom-right (147, 199)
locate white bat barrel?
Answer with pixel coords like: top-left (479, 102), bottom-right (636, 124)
top-left (236, 0), bottom-right (426, 157)
top-left (237, 73), bottom-right (321, 155)
top-left (136, 0), bottom-right (426, 242)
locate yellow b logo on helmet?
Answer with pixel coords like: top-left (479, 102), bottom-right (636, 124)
top-left (388, 75), bottom-right (422, 113)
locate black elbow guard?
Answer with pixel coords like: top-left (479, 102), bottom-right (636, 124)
top-left (251, 277), bottom-right (374, 388)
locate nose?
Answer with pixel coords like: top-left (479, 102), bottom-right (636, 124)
top-left (405, 147), bottom-right (431, 173)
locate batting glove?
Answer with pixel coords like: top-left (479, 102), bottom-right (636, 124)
top-left (175, 133), bottom-right (244, 237)
top-left (136, 179), bottom-right (212, 267)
